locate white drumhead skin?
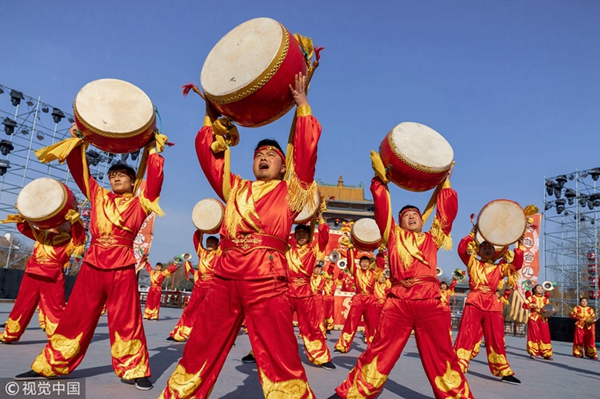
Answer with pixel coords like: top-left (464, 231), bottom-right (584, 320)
top-left (390, 122), bottom-right (454, 171)
top-left (75, 78), bottom-right (154, 134)
top-left (294, 191), bottom-right (320, 224)
top-left (192, 199), bottom-right (224, 231)
top-left (352, 218), bottom-right (381, 244)
top-left (201, 18), bottom-right (283, 96)
top-left (17, 178), bottom-right (65, 220)
top-left (477, 200), bottom-right (526, 246)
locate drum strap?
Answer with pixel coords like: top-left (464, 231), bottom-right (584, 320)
top-left (221, 234), bottom-right (286, 255)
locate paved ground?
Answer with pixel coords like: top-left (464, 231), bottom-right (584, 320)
top-left (0, 302), bottom-right (599, 398)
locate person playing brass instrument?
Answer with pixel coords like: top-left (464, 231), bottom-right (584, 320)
top-left (523, 284), bottom-right (554, 360)
top-left (569, 297), bottom-right (598, 360)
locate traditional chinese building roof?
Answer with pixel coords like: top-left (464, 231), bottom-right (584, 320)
top-left (318, 176), bottom-right (374, 223)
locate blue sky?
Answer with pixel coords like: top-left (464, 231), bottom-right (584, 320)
top-left (2, 1), bottom-right (600, 272)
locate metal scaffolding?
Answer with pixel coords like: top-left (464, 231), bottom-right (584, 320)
top-left (0, 83), bottom-right (141, 268)
top-left (543, 168), bottom-right (600, 316)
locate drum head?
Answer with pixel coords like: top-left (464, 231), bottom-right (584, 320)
top-left (17, 178), bottom-right (67, 221)
top-left (294, 190), bottom-right (320, 224)
top-left (74, 78), bottom-right (154, 136)
top-left (477, 200), bottom-right (526, 246)
top-left (351, 218), bottom-right (382, 245)
top-left (388, 122), bottom-right (454, 174)
top-left (201, 17), bottom-right (284, 97)
top-left (192, 199), bottom-right (224, 232)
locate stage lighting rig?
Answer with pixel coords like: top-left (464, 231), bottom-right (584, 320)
top-left (9, 90), bottom-right (24, 106)
top-left (2, 118), bottom-right (17, 135)
top-left (51, 108), bottom-right (65, 124)
top-left (0, 140), bottom-right (14, 156)
top-left (0, 160), bottom-right (11, 176)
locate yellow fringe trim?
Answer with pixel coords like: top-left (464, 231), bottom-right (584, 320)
top-left (394, 226), bottom-right (417, 269)
top-left (138, 190), bottom-right (165, 217)
top-left (286, 170), bottom-right (318, 214)
top-left (224, 176), bottom-right (245, 237)
top-left (430, 217), bottom-right (453, 251)
top-left (1, 214), bottom-right (25, 224)
top-left (210, 117), bottom-right (239, 201)
top-left (64, 209), bottom-right (81, 224)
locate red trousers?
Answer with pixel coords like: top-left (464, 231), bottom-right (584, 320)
top-left (335, 297), bottom-right (473, 399)
top-left (160, 276), bottom-right (315, 399)
top-left (169, 284), bottom-right (210, 341)
top-left (334, 294), bottom-right (379, 352)
top-left (31, 263), bottom-right (150, 380)
top-left (453, 305), bottom-right (514, 377)
top-left (526, 317), bottom-right (553, 358)
top-left (0, 273), bottom-right (65, 343)
top-left (143, 285), bottom-right (163, 320)
top-left (323, 295), bottom-right (334, 331)
top-left (573, 325), bottom-right (598, 359)
top-left (290, 295), bottom-right (332, 365)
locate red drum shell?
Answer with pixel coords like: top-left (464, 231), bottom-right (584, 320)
top-left (351, 218), bottom-right (382, 251)
top-left (476, 199), bottom-right (526, 247)
top-left (379, 123), bottom-right (454, 192)
top-left (201, 18), bottom-right (307, 128)
top-left (73, 78), bottom-right (156, 154)
top-left (192, 198), bottom-right (225, 234)
top-left (16, 178), bottom-right (77, 229)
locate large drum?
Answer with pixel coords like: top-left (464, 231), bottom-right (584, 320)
top-left (294, 190), bottom-right (321, 224)
top-left (379, 122), bottom-right (454, 192)
top-left (16, 178), bottom-right (77, 229)
top-left (73, 78), bottom-right (156, 153)
top-left (192, 198), bottom-right (225, 233)
top-left (477, 200), bottom-right (526, 247)
top-left (201, 17), bottom-right (308, 127)
top-left (351, 218), bottom-right (382, 251)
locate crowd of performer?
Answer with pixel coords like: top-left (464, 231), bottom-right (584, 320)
top-left (0, 68), bottom-right (597, 399)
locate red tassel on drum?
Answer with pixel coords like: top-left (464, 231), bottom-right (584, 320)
top-left (314, 46), bottom-right (324, 61)
top-left (181, 83), bottom-right (197, 97)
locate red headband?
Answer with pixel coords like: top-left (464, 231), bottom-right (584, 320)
top-left (399, 207), bottom-right (422, 220)
top-left (254, 145), bottom-right (285, 162)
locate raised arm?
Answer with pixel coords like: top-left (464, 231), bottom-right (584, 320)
top-left (142, 150), bottom-right (165, 203)
top-left (457, 234), bottom-right (475, 266)
top-left (370, 176), bottom-right (394, 245)
top-left (316, 218), bottom-right (330, 253)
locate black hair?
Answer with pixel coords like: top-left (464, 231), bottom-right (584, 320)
top-left (398, 205), bottom-right (420, 215)
top-left (108, 162), bottom-right (136, 180)
top-left (440, 281), bottom-right (448, 286)
top-left (255, 138), bottom-right (284, 154)
top-left (156, 262), bottom-right (163, 267)
top-left (206, 236), bottom-right (220, 244)
top-left (294, 224), bottom-right (312, 233)
top-left (359, 256), bottom-right (371, 262)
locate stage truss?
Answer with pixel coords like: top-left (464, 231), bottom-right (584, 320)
top-left (543, 169), bottom-right (600, 315)
top-left (0, 83), bottom-right (141, 269)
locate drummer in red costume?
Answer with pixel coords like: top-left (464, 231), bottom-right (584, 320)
top-left (167, 234), bottom-right (220, 341)
top-left (329, 164), bottom-right (474, 399)
top-left (0, 215), bottom-right (85, 343)
top-left (16, 140), bottom-right (164, 391)
top-left (321, 261), bottom-right (337, 333)
top-left (143, 260), bottom-right (178, 320)
top-left (523, 284), bottom-right (554, 360)
top-left (160, 73), bottom-right (320, 399)
top-left (285, 217), bottom-right (335, 369)
top-left (334, 251), bottom-right (381, 353)
top-left (453, 232), bottom-right (523, 384)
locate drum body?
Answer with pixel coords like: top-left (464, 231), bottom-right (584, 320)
top-left (379, 122), bottom-right (454, 192)
top-left (540, 304), bottom-right (555, 318)
top-left (351, 218), bottom-right (382, 251)
top-left (294, 190), bottom-right (320, 224)
top-left (192, 198), bottom-right (225, 233)
top-left (476, 200), bottom-right (526, 247)
top-left (74, 78), bottom-right (156, 153)
top-left (16, 178), bottom-right (77, 229)
top-left (201, 17), bottom-right (307, 127)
